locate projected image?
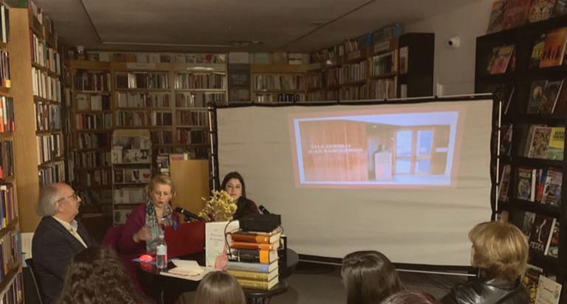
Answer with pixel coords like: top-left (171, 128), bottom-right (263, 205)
top-left (291, 110), bottom-right (463, 187)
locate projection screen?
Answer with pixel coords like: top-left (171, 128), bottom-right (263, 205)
top-left (216, 99), bottom-right (493, 266)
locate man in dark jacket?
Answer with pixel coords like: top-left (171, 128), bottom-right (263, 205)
top-left (32, 183), bottom-right (96, 304)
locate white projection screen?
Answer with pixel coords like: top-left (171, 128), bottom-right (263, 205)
top-left (216, 99), bottom-right (493, 266)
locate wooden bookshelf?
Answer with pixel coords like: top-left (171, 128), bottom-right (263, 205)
top-left (251, 64), bottom-right (306, 103)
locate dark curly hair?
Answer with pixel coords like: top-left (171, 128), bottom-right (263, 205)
top-left (57, 246), bottom-right (141, 304)
top-left (341, 250), bottom-right (404, 304)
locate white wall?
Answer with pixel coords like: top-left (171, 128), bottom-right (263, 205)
top-left (405, 0), bottom-right (493, 95)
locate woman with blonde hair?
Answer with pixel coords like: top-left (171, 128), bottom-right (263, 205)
top-left (441, 221), bottom-right (529, 304)
top-left (342, 250), bottom-right (404, 304)
top-left (194, 271), bottom-right (246, 304)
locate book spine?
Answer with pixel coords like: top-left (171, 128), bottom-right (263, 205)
top-left (228, 270), bottom-right (272, 281)
top-left (227, 262), bottom-right (270, 273)
top-left (236, 278), bottom-right (270, 290)
top-left (232, 242), bottom-right (276, 250)
top-left (231, 234), bottom-right (270, 243)
top-left (229, 249), bottom-right (274, 264)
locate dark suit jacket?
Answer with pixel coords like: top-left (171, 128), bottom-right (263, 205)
top-left (32, 216), bottom-right (96, 304)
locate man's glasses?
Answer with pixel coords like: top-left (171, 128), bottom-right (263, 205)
top-left (54, 192), bottom-right (79, 204)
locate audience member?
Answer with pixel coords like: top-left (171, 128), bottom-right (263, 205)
top-left (441, 221), bottom-right (529, 304)
top-left (194, 271), bottom-right (246, 304)
top-left (382, 291), bottom-right (441, 304)
top-left (32, 183), bottom-right (96, 304)
top-left (57, 246), bottom-right (142, 304)
top-left (342, 250), bottom-right (404, 304)
top-left (119, 174), bottom-right (179, 255)
top-left (221, 172), bottom-right (259, 219)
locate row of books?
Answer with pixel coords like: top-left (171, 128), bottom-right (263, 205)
top-left (74, 70), bottom-right (111, 92)
top-left (115, 72), bottom-right (170, 90)
top-left (115, 111), bottom-right (149, 128)
top-left (116, 92), bottom-right (170, 109)
top-left (340, 84), bottom-right (368, 101)
top-left (174, 73), bottom-right (226, 90)
top-left (253, 75), bottom-right (306, 91)
top-left (75, 132), bottom-right (109, 150)
top-left (228, 228), bottom-right (282, 290)
top-left (72, 151), bottom-right (110, 169)
top-left (113, 168), bottom-right (151, 185)
top-left (74, 169), bottom-right (110, 187)
top-left (75, 113), bottom-right (112, 130)
top-left (0, 97), bottom-right (14, 133)
top-left (0, 50), bottom-right (10, 88)
top-left (35, 103), bottom-right (61, 131)
top-left (523, 125), bottom-right (565, 160)
top-left (76, 189), bottom-right (112, 206)
top-left (323, 68), bottom-right (341, 87)
top-left (306, 74), bottom-right (323, 90)
top-left (176, 111), bottom-right (208, 127)
top-left (371, 51), bottom-right (397, 77)
top-left (306, 91), bottom-right (324, 101)
top-left (150, 130), bottom-right (173, 145)
top-left (499, 165), bottom-right (562, 206)
top-left (487, 0), bottom-right (567, 33)
top-left (369, 78), bottom-right (397, 100)
top-left (0, 141), bottom-right (13, 180)
top-left (113, 187), bottom-right (146, 205)
top-left (254, 93), bottom-right (304, 103)
top-left (175, 92), bottom-right (224, 108)
top-left (38, 161), bottom-right (65, 187)
top-left (521, 212), bottom-right (560, 258)
top-left (76, 93), bottom-right (111, 111)
top-left (32, 67), bottom-right (61, 102)
top-left (110, 52), bottom-right (227, 64)
top-left (0, 5), bottom-right (10, 45)
top-left (30, 31), bottom-right (61, 75)
top-left (0, 273), bottom-right (22, 304)
top-left (177, 129), bottom-right (207, 145)
top-left (0, 184), bottom-right (16, 229)
top-left (36, 133), bottom-right (63, 165)
top-left (339, 61), bottom-right (368, 85)
top-left (0, 229), bottom-right (21, 281)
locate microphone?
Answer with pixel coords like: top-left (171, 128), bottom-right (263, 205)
top-left (259, 205), bottom-right (271, 215)
top-left (174, 207), bottom-right (201, 221)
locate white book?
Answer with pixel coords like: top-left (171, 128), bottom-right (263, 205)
top-left (205, 221), bottom-right (239, 267)
top-left (535, 275), bottom-right (562, 304)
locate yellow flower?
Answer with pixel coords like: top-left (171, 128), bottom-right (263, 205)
top-left (199, 190), bottom-right (237, 222)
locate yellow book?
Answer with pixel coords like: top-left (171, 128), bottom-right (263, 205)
top-left (547, 127), bottom-right (565, 161)
top-left (237, 276), bottom-right (279, 290)
top-left (228, 269), bottom-right (278, 281)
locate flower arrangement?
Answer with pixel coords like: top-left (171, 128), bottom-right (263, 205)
top-left (198, 190), bottom-right (237, 222)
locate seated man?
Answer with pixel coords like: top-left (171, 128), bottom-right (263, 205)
top-left (32, 183), bottom-right (96, 304)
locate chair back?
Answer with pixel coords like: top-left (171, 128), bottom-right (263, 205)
top-left (24, 258), bottom-right (44, 304)
top-left (102, 224), bottom-right (125, 251)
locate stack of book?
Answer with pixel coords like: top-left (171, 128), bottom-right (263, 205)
top-left (227, 228), bottom-right (282, 290)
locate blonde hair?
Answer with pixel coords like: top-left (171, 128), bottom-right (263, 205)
top-left (194, 271), bottom-right (246, 304)
top-left (469, 221), bottom-right (528, 281)
top-left (146, 174), bottom-right (176, 196)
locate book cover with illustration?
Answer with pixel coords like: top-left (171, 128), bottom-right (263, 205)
top-left (541, 169), bottom-right (562, 206)
top-left (487, 0), bottom-right (506, 33)
top-left (490, 45), bottom-right (515, 74)
top-left (498, 165), bottom-right (512, 202)
top-left (503, 0), bottom-right (532, 29)
top-left (528, 214), bottom-right (556, 254)
top-left (540, 27), bottom-right (567, 68)
top-left (500, 125), bottom-right (513, 156)
top-left (527, 126), bottom-right (552, 159)
top-left (538, 80), bottom-right (563, 113)
top-left (530, 34), bottom-right (547, 69)
top-left (527, 80), bottom-right (548, 113)
top-left (522, 212), bottom-right (537, 238)
top-left (546, 221), bottom-right (560, 258)
top-left (517, 168), bottom-right (536, 201)
top-left (522, 264), bottom-right (543, 304)
top-left (547, 127), bottom-right (565, 160)
top-left (528, 0), bottom-right (557, 23)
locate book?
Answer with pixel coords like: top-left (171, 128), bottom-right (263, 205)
top-left (231, 241), bottom-right (279, 251)
top-left (522, 265), bottom-right (544, 304)
top-left (540, 27), bottom-right (567, 68)
top-left (489, 45), bottom-right (515, 74)
top-left (528, 214), bottom-right (556, 254)
top-left (555, 0), bottom-right (567, 15)
top-left (205, 221), bottom-right (240, 267)
top-left (554, 78), bottom-right (567, 113)
top-left (237, 276), bottom-right (279, 290)
top-left (539, 80), bottom-right (563, 113)
top-left (517, 168), bottom-right (537, 201)
top-left (529, 0), bottom-right (557, 23)
top-left (499, 165), bottom-right (512, 202)
top-left (527, 81), bottom-right (548, 113)
top-left (228, 269), bottom-right (278, 281)
top-left (530, 34), bottom-right (547, 69)
top-left (522, 212), bottom-right (537, 238)
top-left (528, 126), bottom-right (552, 159)
top-left (487, 0), bottom-right (506, 33)
top-left (546, 127), bottom-right (565, 160)
top-left (541, 169), bottom-right (562, 206)
top-left (546, 221), bottom-right (560, 258)
top-left (227, 260), bottom-right (278, 273)
top-left (503, 0), bottom-right (532, 29)
top-left (228, 249), bottom-right (279, 264)
top-left (500, 125), bottom-right (513, 156)
top-left (231, 231), bottom-right (281, 244)
top-left (535, 275), bottom-right (562, 304)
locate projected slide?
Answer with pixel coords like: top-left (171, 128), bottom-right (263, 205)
top-left (290, 107), bottom-right (464, 187)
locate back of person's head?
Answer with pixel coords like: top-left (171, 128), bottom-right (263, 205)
top-left (469, 221), bottom-right (528, 281)
top-left (57, 246), bottom-right (139, 304)
top-left (381, 291), bottom-right (440, 304)
top-left (37, 183), bottom-right (63, 216)
top-left (194, 271), bottom-right (246, 304)
top-left (220, 172), bottom-right (247, 198)
top-left (342, 250), bottom-right (404, 304)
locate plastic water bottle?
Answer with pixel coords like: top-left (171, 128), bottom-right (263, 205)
top-left (155, 234), bottom-right (168, 269)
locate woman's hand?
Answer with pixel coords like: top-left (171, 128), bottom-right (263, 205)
top-left (133, 226), bottom-right (151, 243)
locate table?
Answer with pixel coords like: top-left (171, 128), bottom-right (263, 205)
top-left (138, 249), bottom-right (298, 304)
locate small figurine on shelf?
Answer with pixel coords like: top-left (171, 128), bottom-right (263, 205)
top-left (76, 45), bottom-right (86, 60)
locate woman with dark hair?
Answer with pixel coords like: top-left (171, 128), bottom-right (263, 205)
top-left (194, 271), bottom-right (246, 304)
top-left (57, 246), bottom-right (142, 304)
top-left (342, 250), bottom-right (404, 304)
top-left (221, 172), bottom-right (259, 219)
top-left (381, 291), bottom-right (441, 304)
top-left (441, 221), bottom-right (529, 304)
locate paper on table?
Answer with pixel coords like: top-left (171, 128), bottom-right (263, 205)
top-left (160, 267), bottom-right (218, 281)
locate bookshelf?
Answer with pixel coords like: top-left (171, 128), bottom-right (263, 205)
top-left (251, 64), bottom-right (307, 102)
top-left (306, 33), bottom-right (434, 102)
top-left (475, 14), bottom-right (567, 300)
top-left (68, 60), bottom-right (113, 215)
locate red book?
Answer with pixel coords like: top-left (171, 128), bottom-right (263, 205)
top-left (231, 231), bottom-right (281, 244)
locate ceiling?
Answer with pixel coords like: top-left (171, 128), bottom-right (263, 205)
top-left (34, 0), bottom-right (480, 53)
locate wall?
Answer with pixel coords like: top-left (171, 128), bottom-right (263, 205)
top-left (405, 0), bottom-right (493, 95)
